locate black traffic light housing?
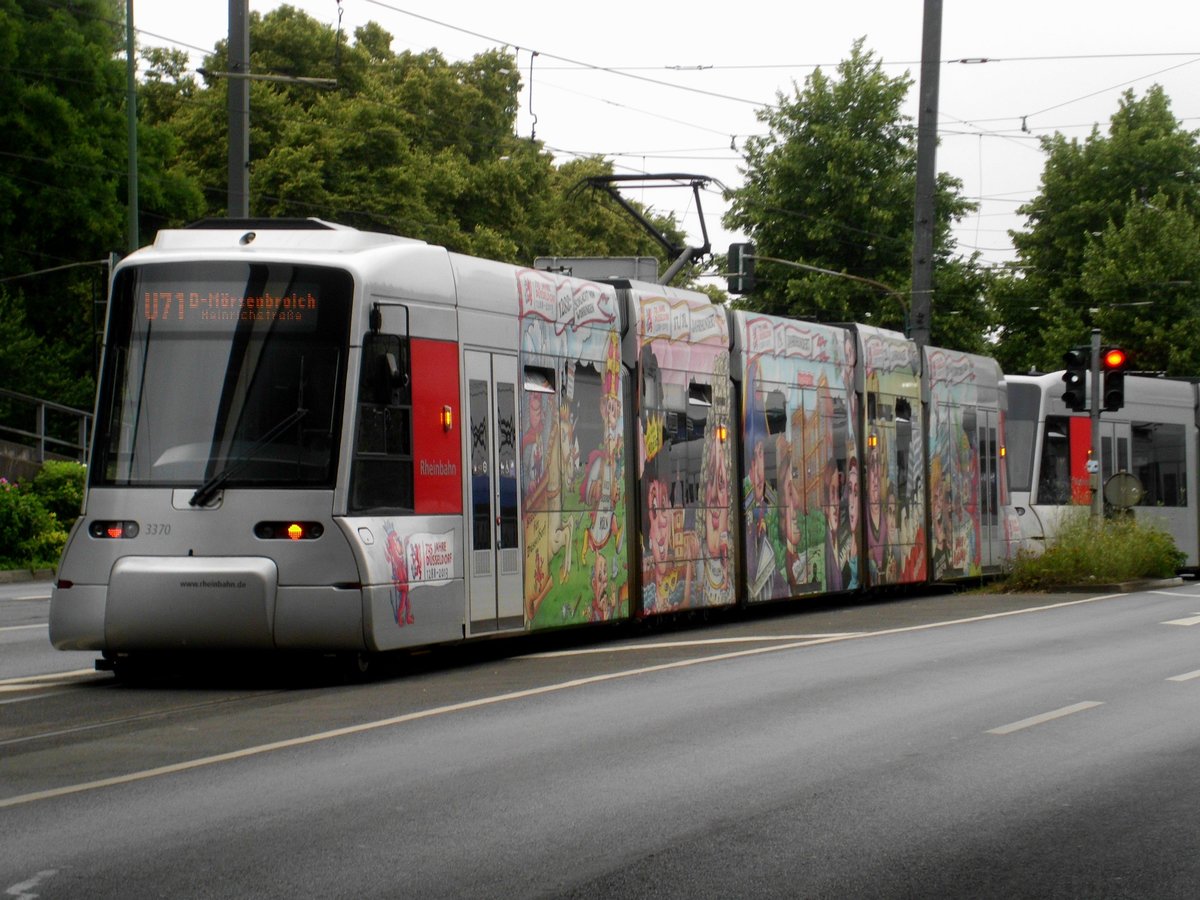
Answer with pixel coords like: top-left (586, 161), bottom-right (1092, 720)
top-left (1061, 347), bottom-right (1088, 412)
top-left (727, 242), bottom-right (755, 294)
top-left (1101, 346), bottom-right (1128, 411)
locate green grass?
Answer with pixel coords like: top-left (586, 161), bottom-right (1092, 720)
top-left (1002, 509), bottom-right (1186, 591)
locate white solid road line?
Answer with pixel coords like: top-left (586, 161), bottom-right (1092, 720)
top-left (0, 670), bottom-right (99, 694)
top-left (1166, 669), bottom-right (1200, 682)
top-left (529, 633), bottom-right (866, 657)
top-left (987, 701), bottom-right (1105, 735)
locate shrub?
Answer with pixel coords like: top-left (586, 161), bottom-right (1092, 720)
top-left (30, 459), bottom-right (86, 532)
top-left (1004, 509), bottom-right (1186, 591)
top-left (0, 476), bottom-right (66, 569)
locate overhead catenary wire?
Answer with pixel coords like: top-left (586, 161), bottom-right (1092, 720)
top-left (23, 0), bottom-right (1200, 276)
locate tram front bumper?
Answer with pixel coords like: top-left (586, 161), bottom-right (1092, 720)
top-left (51, 556), bottom-right (280, 652)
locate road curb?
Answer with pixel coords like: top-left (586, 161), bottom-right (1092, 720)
top-left (1058, 577), bottom-right (1184, 593)
top-left (0, 568), bottom-right (54, 585)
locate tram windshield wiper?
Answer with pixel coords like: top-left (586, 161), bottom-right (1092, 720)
top-left (189, 407), bottom-right (308, 507)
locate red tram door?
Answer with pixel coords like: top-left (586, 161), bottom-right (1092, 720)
top-left (464, 351), bottom-right (522, 633)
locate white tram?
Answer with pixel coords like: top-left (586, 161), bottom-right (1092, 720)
top-left (1005, 371), bottom-right (1200, 569)
top-left (50, 220), bottom-right (1021, 665)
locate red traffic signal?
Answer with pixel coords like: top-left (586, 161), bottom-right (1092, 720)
top-left (1102, 347), bottom-right (1127, 370)
top-left (1101, 346), bottom-right (1127, 411)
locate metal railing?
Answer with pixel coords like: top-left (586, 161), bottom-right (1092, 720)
top-left (0, 388), bottom-right (91, 463)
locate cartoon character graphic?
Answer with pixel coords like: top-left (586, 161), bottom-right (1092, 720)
top-left (866, 435), bottom-right (891, 583)
top-left (581, 334), bottom-right (624, 560)
top-left (383, 521), bottom-right (414, 626)
top-left (775, 434), bottom-right (810, 593)
top-left (642, 470), bottom-right (698, 612)
top-left (517, 271), bottom-right (629, 629)
top-left (589, 552), bottom-right (617, 621)
top-left (840, 454), bottom-right (861, 589)
top-left (743, 426), bottom-right (780, 601)
top-left (693, 353), bottom-right (735, 607)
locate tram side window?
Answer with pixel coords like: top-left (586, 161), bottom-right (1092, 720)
top-left (983, 425), bottom-right (999, 523)
top-left (350, 332), bottom-right (413, 512)
top-left (1037, 416), bottom-right (1072, 505)
top-left (894, 397), bottom-right (912, 509)
top-left (1132, 422), bottom-right (1186, 507)
top-left (764, 389), bottom-right (787, 437)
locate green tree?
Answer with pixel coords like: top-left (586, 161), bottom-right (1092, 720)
top-left (1080, 193), bottom-right (1200, 374)
top-left (724, 39), bottom-right (990, 351)
top-left (0, 0), bottom-right (203, 409)
top-left (142, 7), bottom-right (676, 268)
top-left (0, 0), bottom-right (125, 406)
top-left (995, 86), bottom-right (1200, 374)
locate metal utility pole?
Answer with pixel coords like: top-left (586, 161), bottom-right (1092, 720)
top-left (227, 0), bottom-right (250, 217)
top-left (1089, 328), bottom-right (1103, 524)
top-left (909, 0), bottom-right (942, 348)
top-left (125, 0), bottom-right (139, 251)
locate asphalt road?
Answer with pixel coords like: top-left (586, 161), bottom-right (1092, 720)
top-left (3, 579), bottom-right (1200, 898)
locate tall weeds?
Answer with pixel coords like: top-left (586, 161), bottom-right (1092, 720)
top-left (1005, 510), bottom-right (1185, 591)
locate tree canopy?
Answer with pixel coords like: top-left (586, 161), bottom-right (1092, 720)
top-left (724, 39), bottom-right (991, 353)
top-left (139, 7), bottom-right (682, 265)
top-left (8, 4), bottom-right (1200, 418)
top-left (994, 86), bottom-right (1200, 376)
top-left (0, 0), bottom-right (200, 407)
top-left (0, 1), bottom-right (685, 413)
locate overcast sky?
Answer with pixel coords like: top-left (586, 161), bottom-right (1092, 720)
top-left (130, 0), bottom-right (1200, 269)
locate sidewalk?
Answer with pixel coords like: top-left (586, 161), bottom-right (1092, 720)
top-left (0, 568), bottom-right (55, 585)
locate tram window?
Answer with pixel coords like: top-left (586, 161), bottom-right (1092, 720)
top-left (1132, 422), bottom-right (1186, 507)
top-left (828, 395), bottom-right (848, 460)
top-left (764, 389), bottom-right (787, 435)
top-left (497, 381), bottom-right (518, 547)
top-left (1037, 416), bottom-right (1071, 505)
top-left (960, 407), bottom-right (976, 438)
top-left (895, 398), bottom-right (912, 506)
top-left (984, 426), bottom-right (999, 523)
top-left (688, 382), bottom-right (712, 407)
top-left (350, 332), bottom-right (413, 513)
top-left (523, 366), bottom-right (555, 394)
top-left (1005, 383), bottom-right (1040, 493)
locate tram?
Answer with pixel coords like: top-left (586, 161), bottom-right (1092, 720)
top-left (1005, 371), bottom-right (1200, 569)
top-left (49, 219), bottom-right (1021, 663)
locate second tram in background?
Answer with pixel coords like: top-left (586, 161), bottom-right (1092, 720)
top-left (1006, 371), bottom-right (1200, 571)
top-left (50, 219), bottom-right (1021, 666)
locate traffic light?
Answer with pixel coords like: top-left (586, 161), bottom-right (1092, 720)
top-left (727, 242), bottom-right (756, 294)
top-left (1061, 347), bottom-right (1088, 412)
top-left (1101, 346), bottom-right (1128, 411)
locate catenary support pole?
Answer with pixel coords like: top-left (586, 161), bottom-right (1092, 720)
top-left (909, 0), bottom-right (942, 348)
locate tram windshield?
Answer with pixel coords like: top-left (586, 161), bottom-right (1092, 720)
top-left (1004, 382), bottom-right (1039, 493)
top-left (92, 261), bottom-right (353, 490)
